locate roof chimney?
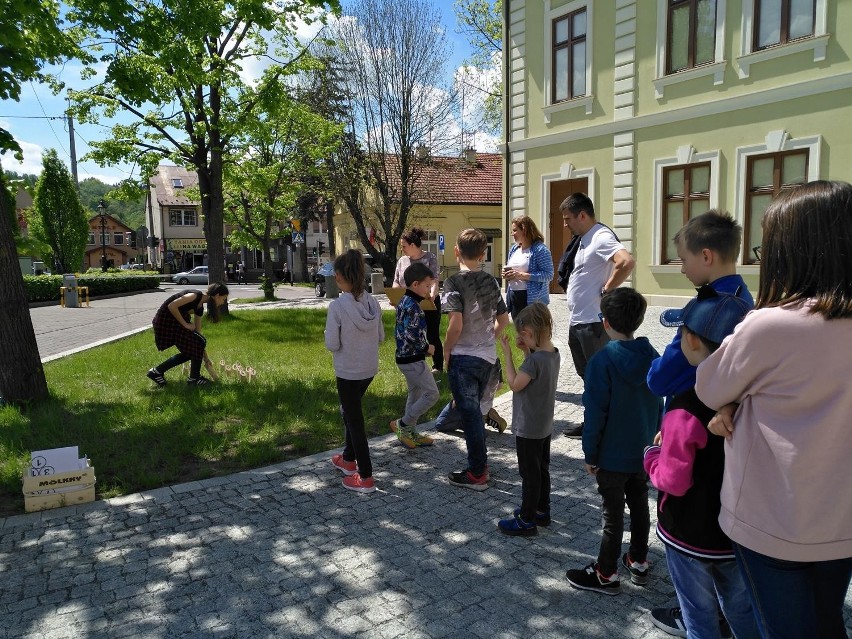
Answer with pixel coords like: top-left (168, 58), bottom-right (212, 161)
top-left (463, 148), bottom-right (477, 164)
top-left (415, 144), bottom-right (429, 160)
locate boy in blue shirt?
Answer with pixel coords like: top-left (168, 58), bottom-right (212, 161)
top-left (442, 228), bottom-right (509, 490)
top-left (646, 211), bottom-right (754, 634)
top-left (566, 288), bottom-right (662, 595)
top-left (647, 211), bottom-right (753, 401)
top-left (390, 262), bottom-right (439, 448)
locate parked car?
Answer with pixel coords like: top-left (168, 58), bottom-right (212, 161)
top-left (172, 266), bottom-right (209, 285)
top-left (313, 255), bottom-right (385, 298)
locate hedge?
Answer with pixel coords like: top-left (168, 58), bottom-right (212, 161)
top-left (24, 272), bottom-right (162, 303)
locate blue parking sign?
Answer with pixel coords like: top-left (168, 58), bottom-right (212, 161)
top-left (438, 234), bottom-right (445, 253)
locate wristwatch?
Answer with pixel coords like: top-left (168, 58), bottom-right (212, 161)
top-left (600, 286), bottom-right (608, 296)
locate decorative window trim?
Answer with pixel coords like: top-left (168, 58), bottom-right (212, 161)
top-left (733, 131), bottom-right (821, 262)
top-left (654, 0), bottom-right (727, 99)
top-left (737, 0), bottom-right (828, 79)
top-left (543, 0), bottom-right (593, 120)
top-left (652, 146), bottom-right (721, 266)
top-left (543, 95), bottom-right (594, 122)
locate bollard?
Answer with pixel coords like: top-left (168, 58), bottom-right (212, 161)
top-left (325, 274), bottom-right (339, 299)
top-left (62, 274), bottom-right (79, 308)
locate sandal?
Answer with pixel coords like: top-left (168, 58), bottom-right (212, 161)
top-left (146, 368), bottom-right (166, 386)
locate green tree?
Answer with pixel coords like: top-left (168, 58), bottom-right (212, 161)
top-left (67, 0), bottom-right (340, 289)
top-left (0, 0), bottom-right (83, 404)
top-left (454, 0), bottom-right (502, 134)
top-left (78, 178), bottom-right (145, 230)
top-left (331, 0), bottom-right (458, 279)
top-left (224, 74), bottom-right (342, 299)
top-left (28, 150), bottom-right (89, 273)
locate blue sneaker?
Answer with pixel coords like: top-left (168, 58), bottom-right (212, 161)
top-left (513, 507), bottom-right (551, 527)
top-left (498, 512), bottom-right (537, 536)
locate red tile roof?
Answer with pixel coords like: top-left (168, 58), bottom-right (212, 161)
top-left (388, 152), bottom-right (502, 206)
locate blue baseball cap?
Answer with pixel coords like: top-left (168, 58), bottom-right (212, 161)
top-left (660, 285), bottom-right (753, 345)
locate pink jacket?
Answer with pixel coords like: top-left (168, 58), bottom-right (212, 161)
top-left (696, 304), bottom-right (852, 562)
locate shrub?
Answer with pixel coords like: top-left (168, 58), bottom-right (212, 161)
top-left (23, 272), bottom-right (161, 302)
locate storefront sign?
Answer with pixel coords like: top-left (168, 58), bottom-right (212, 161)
top-left (167, 238), bottom-right (208, 251)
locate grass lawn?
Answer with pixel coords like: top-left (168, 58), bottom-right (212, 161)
top-left (0, 308), bottom-right (517, 516)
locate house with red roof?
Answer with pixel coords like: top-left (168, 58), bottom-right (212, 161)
top-left (333, 150), bottom-right (505, 277)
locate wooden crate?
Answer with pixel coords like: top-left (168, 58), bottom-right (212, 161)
top-left (22, 466), bottom-right (96, 513)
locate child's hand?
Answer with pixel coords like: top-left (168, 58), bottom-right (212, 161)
top-left (708, 403), bottom-right (738, 440)
top-left (653, 431), bottom-right (662, 446)
top-left (499, 332), bottom-right (511, 349)
top-left (584, 463), bottom-right (598, 476)
top-left (427, 345), bottom-right (435, 356)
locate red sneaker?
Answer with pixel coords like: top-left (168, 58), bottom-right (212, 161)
top-left (342, 473), bottom-right (376, 493)
top-left (331, 454), bottom-right (357, 476)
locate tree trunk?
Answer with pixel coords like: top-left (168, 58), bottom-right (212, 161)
top-left (324, 200), bottom-right (336, 258)
top-left (0, 173), bottom-right (49, 405)
top-left (262, 240), bottom-right (275, 300)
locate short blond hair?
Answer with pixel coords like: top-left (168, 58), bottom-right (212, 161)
top-left (514, 302), bottom-right (553, 347)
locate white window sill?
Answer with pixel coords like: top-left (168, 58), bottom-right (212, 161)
top-left (543, 95), bottom-right (594, 123)
top-left (653, 61), bottom-right (727, 99)
top-left (737, 34), bottom-right (830, 79)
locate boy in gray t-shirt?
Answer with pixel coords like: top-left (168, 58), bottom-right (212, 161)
top-left (498, 302), bottom-right (560, 536)
top-left (442, 229), bottom-right (509, 490)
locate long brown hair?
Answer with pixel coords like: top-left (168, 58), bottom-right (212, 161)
top-left (758, 180), bottom-right (852, 319)
top-left (334, 249), bottom-right (366, 300)
top-left (511, 215), bottom-right (545, 245)
top-left (205, 282), bottom-right (229, 322)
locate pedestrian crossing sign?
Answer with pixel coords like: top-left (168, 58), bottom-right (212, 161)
top-left (292, 232), bottom-right (305, 244)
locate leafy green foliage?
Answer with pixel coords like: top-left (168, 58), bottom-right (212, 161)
top-left (66, 0), bottom-right (342, 286)
top-left (28, 150), bottom-right (89, 273)
top-left (454, 0), bottom-right (502, 134)
top-left (22, 272), bottom-right (160, 302)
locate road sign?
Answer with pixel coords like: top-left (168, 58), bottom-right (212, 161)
top-left (292, 232), bottom-right (305, 244)
top-left (438, 234), bottom-right (445, 254)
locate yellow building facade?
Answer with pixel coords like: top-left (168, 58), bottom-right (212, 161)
top-left (333, 152), bottom-right (505, 278)
top-left (505, 0), bottom-right (852, 304)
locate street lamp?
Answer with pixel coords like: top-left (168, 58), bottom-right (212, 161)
top-left (97, 199), bottom-right (107, 272)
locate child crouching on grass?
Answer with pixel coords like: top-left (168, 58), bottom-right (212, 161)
top-left (325, 250), bottom-right (385, 494)
top-left (390, 262), bottom-right (439, 449)
top-left (497, 302), bottom-right (560, 536)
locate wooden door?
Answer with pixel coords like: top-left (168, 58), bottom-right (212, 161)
top-left (548, 177), bottom-right (588, 293)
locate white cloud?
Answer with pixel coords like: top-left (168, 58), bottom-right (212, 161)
top-left (0, 139), bottom-right (45, 175)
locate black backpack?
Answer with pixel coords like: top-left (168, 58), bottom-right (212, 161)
top-left (556, 224), bottom-right (619, 291)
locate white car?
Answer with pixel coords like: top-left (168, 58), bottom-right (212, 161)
top-left (172, 266), bottom-right (209, 285)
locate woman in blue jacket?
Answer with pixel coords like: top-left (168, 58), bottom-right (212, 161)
top-left (503, 216), bottom-right (554, 320)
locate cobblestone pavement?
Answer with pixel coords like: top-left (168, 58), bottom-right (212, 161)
top-left (8, 292), bottom-right (851, 637)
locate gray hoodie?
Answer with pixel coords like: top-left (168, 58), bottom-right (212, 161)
top-left (324, 292), bottom-right (385, 380)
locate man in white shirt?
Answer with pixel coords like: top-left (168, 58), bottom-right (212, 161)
top-left (560, 193), bottom-right (635, 437)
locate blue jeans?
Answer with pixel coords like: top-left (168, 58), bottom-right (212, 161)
top-left (665, 548), bottom-right (760, 639)
top-left (734, 543), bottom-right (852, 639)
top-left (447, 355), bottom-right (493, 475)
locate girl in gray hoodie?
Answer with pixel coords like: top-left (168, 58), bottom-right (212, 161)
top-left (325, 250), bottom-right (385, 493)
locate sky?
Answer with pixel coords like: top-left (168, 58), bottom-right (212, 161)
top-left (0, 0), bottom-right (496, 186)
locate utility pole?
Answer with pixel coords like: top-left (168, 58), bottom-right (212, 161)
top-left (67, 99), bottom-right (79, 188)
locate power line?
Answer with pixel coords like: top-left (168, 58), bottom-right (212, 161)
top-left (28, 82), bottom-right (71, 162)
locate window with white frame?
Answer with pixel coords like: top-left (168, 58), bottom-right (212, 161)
top-left (543, 0), bottom-right (593, 119)
top-left (88, 232), bottom-right (95, 245)
top-left (422, 230), bottom-right (439, 258)
top-left (743, 149), bottom-right (808, 263)
top-left (667, 0), bottom-right (717, 74)
top-left (172, 178), bottom-right (184, 188)
top-left (754, 0), bottom-right (815, 50)
top-left (653, 148), bottom-right (720, 266)
top-left (661, 162), bottom-right (712, 264)
top-left (169, 208), bottom-right (197, 226)
top-left (552, 8), bottom-right (587, 103)
top-left (738, 0), bottom-right (827, 78)
top-left (654, 0), bottom-right (725, 97)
